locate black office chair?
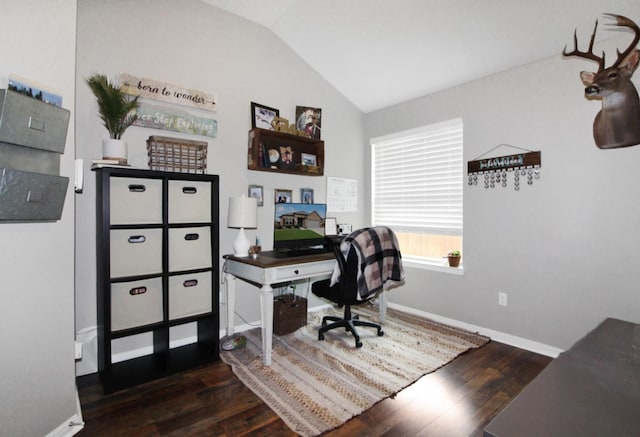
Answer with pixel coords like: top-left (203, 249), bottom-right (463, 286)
top-left (312, 228), bottom-right (403, 348)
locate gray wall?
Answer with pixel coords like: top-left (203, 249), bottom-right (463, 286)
top-left (0, 0), bottom-right (78, 436)
top-left (4, 0), bottom-right (639, 433)
top-left (75, 0), bottom-right (366, 374)
top-left (365, 24), bottom-right (640, 351)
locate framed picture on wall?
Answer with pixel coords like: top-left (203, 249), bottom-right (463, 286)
top-left (301, 188), bottom-right (314, 204)
top-left (251, 102), bottom-right (279, 130)
top-left (248, 184), bottom-right (264, 207)
top-left (275, 189), bottom-right (292, 203)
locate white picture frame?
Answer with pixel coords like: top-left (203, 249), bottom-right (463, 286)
top-left (325, 217), bottom-right (338, 236)
top-left (301, 153), bottom-right (317, 166)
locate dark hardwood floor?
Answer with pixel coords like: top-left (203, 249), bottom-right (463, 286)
top-left (77, 341), bottom-right (551, 436)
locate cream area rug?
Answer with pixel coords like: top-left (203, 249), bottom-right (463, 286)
top-left (220, 305), bottom-right (490, 437)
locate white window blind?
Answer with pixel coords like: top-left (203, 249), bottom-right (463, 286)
top-left (371, 118), bottom-right (463, 236)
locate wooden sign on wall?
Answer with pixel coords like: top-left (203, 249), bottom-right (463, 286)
top-left (132, 102), bottom-right (218, 138)
top-left (119, 73), bottom-right (217, 112)
top-left (467, 149), bottom-right (541, 191)
top-left (467, 151), bottom-right (540, 174)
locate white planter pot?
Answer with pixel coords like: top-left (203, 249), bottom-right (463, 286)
top-left (102, 139), bottom-right (127, 163)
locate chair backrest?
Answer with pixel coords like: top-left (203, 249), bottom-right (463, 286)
top-left (329, 242), bottom-right (363, 304)
top-left (335, 226), bottom-right (404, 301)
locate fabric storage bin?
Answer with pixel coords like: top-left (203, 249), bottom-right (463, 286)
top-left (111, 277), bottom-right (163, 331)
top-left (168, 271), bottom-right (212, 320)
top-left (0, 89), bottom-right (70, 153)
top-left (168, 226), bottom-right (211, 271)
top-left (110, 228), bottom-right (163, 277)
top-left (167, 179), bottom-right (211, 223)
top-left (109, 176), bottom-right (162, 225)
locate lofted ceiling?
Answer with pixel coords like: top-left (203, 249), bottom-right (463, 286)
top-left (202, 0), bottom-right (640, 113)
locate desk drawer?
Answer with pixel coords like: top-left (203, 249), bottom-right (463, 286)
top-left (168, 226), bottom-right (211, 271)
top-left (271, 261), bottom-right (335, 282)
top-left (169, 271), bottom-right (212, 320)
top-left (110, 228), bottom-right (163, 277)
top-left (110, 176), bottom-right (162, 224)
top-left (111, 278), bottom-right (163, 331)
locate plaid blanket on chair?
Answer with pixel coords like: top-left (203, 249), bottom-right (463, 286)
top-left (331, 226), bottom-right (405, 299)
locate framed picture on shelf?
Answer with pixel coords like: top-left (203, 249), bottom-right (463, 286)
top-left (301, 153), bottom-right (316, 166)
top-left (295, 105), bottom-right (322, 139)
top-left (275, 189), bottom-right (292, 204)
top-left (248, 184), bottom-right (264, 207)
top-left (279, 146), bottom-right (296, 169)
top-left (301, 188), bottom-right (314, 204)
top-left (251, 102), bottom-right (279, 130)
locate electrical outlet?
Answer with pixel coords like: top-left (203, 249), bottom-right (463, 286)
top-left (498, 292), bottom-right (508, 307)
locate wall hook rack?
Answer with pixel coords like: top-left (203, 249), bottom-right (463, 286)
top-left (467, 144), bottom-right (541, 191)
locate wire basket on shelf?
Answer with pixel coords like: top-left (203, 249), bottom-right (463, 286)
top-left (146, 135), bottom-right (207, 173)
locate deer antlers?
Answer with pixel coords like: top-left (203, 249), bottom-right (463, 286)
top-left (563, 13), bottom-right (640, 72)
top-left (563, 19), bottom-right (605, 71)
top-left (606, 14), bottom-right (640, 68)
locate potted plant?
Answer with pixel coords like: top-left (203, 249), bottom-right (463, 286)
top-left (447, 250), bottom-right (461, 267)
top-left (85, 73), bottom-right (140, 163)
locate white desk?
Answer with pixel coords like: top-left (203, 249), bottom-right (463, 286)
top-left (223, 250), bottom-right (387, 365)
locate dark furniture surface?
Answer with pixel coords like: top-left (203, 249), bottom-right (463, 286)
top-left (247, 128), bottom-right (324, 176)
top-left (95, 167), bottom-right (220, 394)
top-left (484, 317), bottom-right (640, 436)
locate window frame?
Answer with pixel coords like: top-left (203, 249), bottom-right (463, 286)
top-left (370, 118), bottom-right (463, 272)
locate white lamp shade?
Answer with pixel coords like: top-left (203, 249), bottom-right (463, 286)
top-left (227, 195), bottom-right (257, 256)
top-left (227, 195), bottom-right (258, 229)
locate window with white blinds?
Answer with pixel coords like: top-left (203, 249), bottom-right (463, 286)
top-left (371, 118), bottom-right (463, 264)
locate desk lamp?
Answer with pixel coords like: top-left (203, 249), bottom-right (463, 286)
top-left (227, 195), bottom-right (258, 256)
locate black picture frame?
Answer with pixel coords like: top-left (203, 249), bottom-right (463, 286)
top-left (295, 105), bottom-right (322, 139)
top-left (278, 146), bottom-right (296, 170)
top-left (251, 102), bottom-right (279, 130)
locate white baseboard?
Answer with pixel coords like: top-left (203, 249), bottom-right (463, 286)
top-left (227, 302), bottom-right (562, 357)
top-left (45, 388), bottom-right (84, 437)
top-left (85, 301), bottom-right (562, 379)
top-left (111, 336), bottom-right (202, 363)
top-left (386, 302), bottom-right (563, 358)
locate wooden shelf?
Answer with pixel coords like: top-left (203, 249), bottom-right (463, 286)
top-left (247, 128), bottom-right (324, 176)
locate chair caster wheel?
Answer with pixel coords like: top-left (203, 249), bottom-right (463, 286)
top-left (356, 341), bottom-right (363, 348)
top-left (378, 330), bottom-right (384, 337)
top-left (319, 333), bottom-right (325, 341)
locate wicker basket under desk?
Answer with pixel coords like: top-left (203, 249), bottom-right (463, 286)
top-left (273, 294), bottom-right (308, 335)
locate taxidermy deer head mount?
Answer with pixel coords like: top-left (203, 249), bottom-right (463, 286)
top-left (563, 14), bottom-right (640, 149)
